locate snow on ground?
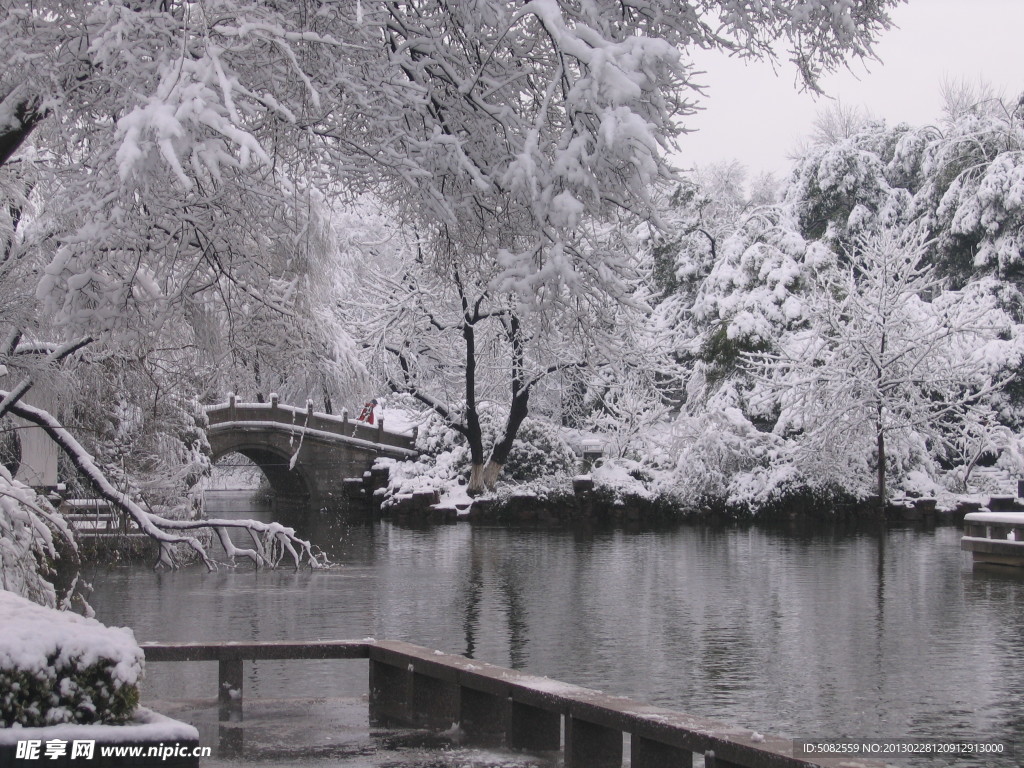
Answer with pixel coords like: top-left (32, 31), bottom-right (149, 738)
top-left (0, 707), bottom-right (197, 744)
top-left (377, 405), bottom-right (419, 436)
top-left (434, 482), bottom-right (474, 516)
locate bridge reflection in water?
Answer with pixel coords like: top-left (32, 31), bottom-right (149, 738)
top-left (205, 395), bottom-right (417, 509)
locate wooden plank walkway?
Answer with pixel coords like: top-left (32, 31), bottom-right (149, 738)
top-left (141, 639), bottom-right (885, 768)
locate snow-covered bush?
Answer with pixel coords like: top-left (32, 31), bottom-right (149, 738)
top-left (376, 448), bottom-right (468, 503)
top-left (591, 458), bottom-right (666, 501)
top-left (378, 409), bottom-right (578, 510)
top-left (412, 408), bottom-right (466, 458)
top-left (402, 407), bottom-right (576, 482)
top-left (500, 417), bottom-right (577, 481)
top-left (0, 589), bottom-right (143, 727)
top-left (667, 408), bottom-right (781, 505)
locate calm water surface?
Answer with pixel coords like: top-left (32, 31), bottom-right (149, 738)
top-left (84, 494), bottom-right (1024, 767)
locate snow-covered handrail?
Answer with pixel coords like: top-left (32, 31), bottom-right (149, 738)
top-left (206, 394), bottom-right (417, 454)
top-left (207, 419), bottom-right (418, 459)
top-left (962, 510), bottom-right (1024, 567)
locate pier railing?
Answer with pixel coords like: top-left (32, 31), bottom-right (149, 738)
top-left (962, 510), bottom-right (1024, 566)
top-left (141, 639), bottom-right (883, 768)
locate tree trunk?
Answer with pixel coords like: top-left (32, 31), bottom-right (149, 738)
top-left (876, 423), bottom-right (886, 511)
top-left (875, 332), bottom-right (886, 511)
top-left (0, 91), bottom-right (45, 167)
top-left (481, 382), bottom-right (532, 491)
top-left (467, 463), bottom-right (486, 495)
top-left (462, 295), bottom-right (488, 496)
top-left (481, 459), bottom-right (504, 489)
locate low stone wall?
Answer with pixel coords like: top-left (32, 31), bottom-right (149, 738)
top-left (469, 483), bottom-right (688, 526)
top-left (343, 468), bottom-right (459, 523)
top-left (356, 465), bottom-right (977, 527)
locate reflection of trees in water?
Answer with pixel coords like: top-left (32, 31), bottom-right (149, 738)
top-left (461, 546), bottom-right (483, 659)
top-left (459, 538), bottom-right (530, 668)
top-left (499, 567), bottom-right (529, 670)
top-left (210, 453), bottom-right (266, 491)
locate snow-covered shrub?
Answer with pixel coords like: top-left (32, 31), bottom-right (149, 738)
top-left (667, 408), bottom-right (780, 505)
top-left (0, 589), bottom-right (143, 727)
top-left (901, 470), bottom-right (942, 498)
top-left (591, 458), bottom-right (664, 501)
top-left (378, 409), bottom-right (577, 510)
top-left (501, 417), bottom-right (577, 481)
top-left (726, 462), bottom-right (811, 510)
top-left (402, 406), bottom-right (576, 482)
top-left (0, 468), bottom-right (75, 609)
top-left (375, 447), bottom-right (469, 504)
top-left (412, 408), bottom-right (465, 458)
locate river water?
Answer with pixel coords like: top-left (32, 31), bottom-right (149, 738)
top-left (83, 493), bottom-right (1024, 767)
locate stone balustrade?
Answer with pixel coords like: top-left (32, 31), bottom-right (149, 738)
top-left (962, 510), bottom-right (1024, 566)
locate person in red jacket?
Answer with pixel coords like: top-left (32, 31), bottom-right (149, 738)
top-left (357, 398), bottom-right (377, 424)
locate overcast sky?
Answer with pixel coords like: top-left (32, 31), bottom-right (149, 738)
top-left (673, 0), bottom-right (1024, 179)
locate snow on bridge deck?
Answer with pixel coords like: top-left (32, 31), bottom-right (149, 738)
top-left (205, 395), bottom-right (417, 457)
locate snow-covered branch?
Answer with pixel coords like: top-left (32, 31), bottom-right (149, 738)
top-left (0, 336), bottom-right (92, 419)
top-left (4, 396), bottom-right (327, 571)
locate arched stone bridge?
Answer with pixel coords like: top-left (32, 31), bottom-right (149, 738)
top-left (206, 395), bottom-right (417, 508)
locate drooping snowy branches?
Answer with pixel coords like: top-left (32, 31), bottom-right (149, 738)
top-left (1, 0), bottom-right (902, 307)
top-left (4, 396), bottom-right (326, 571)
top-left (0, 466), bottom-right (77, 608)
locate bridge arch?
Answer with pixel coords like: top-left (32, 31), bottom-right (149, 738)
top-left (209, 440), bottom-right (314, 506)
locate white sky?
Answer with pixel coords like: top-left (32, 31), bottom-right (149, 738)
top-left (673, 0), bottom-right (1024, 178)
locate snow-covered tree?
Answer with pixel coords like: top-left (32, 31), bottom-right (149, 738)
top-left (749, 232), bottom-right (1019, 504)
top-left (0, 0), bottom-right (903, 566)
top-left (644, 94), bottom-right (1024, 511)
top-left (347, 210), bottom-right (666, 493)
top-left (914, 91), bottom-right (1024, 284)
top-left (0, 466), bottom-right (78, 608)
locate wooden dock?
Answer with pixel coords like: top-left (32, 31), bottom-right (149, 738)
top-left (142, 639), bottom-right (885, 768)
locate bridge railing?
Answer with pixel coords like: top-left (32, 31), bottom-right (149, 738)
top-left (206, 394), bottom-right (416, 452)
top-left (141, 638), bottom-right (882, 768)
